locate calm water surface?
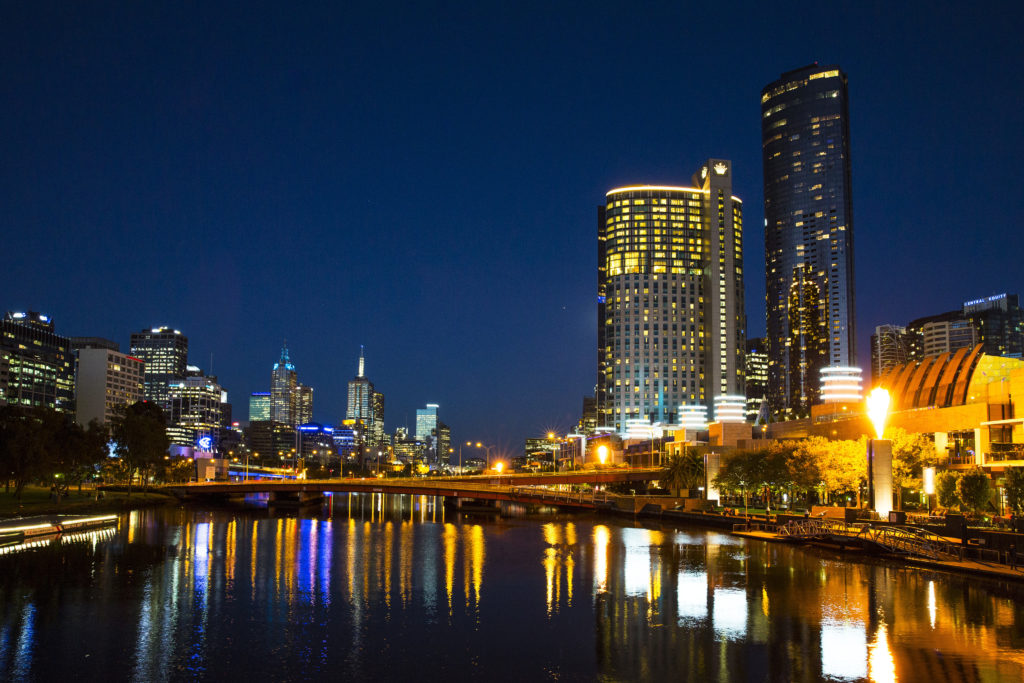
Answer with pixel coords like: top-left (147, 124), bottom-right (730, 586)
top-left (2, 494), bottom-right (1023, 682)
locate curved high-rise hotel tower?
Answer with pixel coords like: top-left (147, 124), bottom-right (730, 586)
top-left (761, 64), bottom-right (856, 417)
top-left (597, 160), bottom-right (745, 434)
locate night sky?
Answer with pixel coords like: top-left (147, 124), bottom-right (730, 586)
top-left (3, 2), bottom-right (1022, 453)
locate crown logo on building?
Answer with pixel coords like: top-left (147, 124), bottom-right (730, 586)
top-left (713, 162), bottom-right (728, 175)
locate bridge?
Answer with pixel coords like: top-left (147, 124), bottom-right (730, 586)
top-left (157, 468), bottom-right (663, 509)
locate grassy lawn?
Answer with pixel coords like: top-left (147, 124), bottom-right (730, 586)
top-left (0, 484), bottom-right (176, 518)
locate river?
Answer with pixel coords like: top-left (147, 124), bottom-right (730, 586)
top-left (1, 493), bottom-right (1023, 681)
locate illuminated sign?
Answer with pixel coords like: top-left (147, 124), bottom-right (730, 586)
top-left (963, 293), bottom-right (1006, 307)
top-left (713, 162), bottom-right (727, 175)
top-left (197, 436), bottom-right (213, 451)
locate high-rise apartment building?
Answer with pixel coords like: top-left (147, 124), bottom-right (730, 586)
top-left (270, 344), bottom-right (297, 425)
top-left (870, 325), bottom-right (911, 381)
top-left (74, 346), bottom-right (144, 426)
top-left (762, 64), bottom-right (856, 417)
top-left (0, 311), bottom-right (76, 414)
top-left (744, 338), bottom-right (769, 423)
top-left (596, 160), bottom-right (745, 433)
top-left (249, 392), bottom-right (271, 422)
top-left (130, 326), bottom-right (188, 416)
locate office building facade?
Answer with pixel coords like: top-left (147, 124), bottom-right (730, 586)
top-left (130, 326), bottom-right (188, 416)
top-left (762, 64), bottom-right (856, 417)
top-left (74, 347), bottom-right (144, 426)
top-left (963, 293), bottom-right (1024, 359)
top-left (597, 160), bottom-right (745, 434)
top-left (167, 371), bottom-right (226, 450)
top-left (1, 311), bottom-right (76, 414)
top-left (249, 392), bottom-right (271, 422)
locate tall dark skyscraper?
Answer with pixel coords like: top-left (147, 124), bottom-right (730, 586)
top-left (1, 311), bottom-right (76, 414)
top-left (130, 326), bottom-right (189, 416)
top-left (762, 64), bottom-right (856, 417)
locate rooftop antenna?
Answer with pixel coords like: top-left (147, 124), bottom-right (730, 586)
top-left (358, 345), bottom-right (365, 378)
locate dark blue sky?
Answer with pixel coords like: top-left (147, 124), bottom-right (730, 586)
top-left (3, 2), bottom-right (1022, 453)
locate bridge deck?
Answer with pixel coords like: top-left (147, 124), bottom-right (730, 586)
top-left (156, 468), bottom-right (661, 509)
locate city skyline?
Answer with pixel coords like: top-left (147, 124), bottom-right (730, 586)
top-left (3, 3), bottom-right (1023, 445)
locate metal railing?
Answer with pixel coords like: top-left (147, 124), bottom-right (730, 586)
top-left (509, 487), bottom-right (609, 506)
top-left (778, 519), bottom-right (963, 561)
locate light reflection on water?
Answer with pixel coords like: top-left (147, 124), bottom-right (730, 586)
top-left (0, 495), bottom-right (1023, 681)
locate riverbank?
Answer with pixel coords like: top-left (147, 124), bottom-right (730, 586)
top-left (601, 501), bottom-right (1024, 584)
top-left (0, 485), bottom-right (177, 519)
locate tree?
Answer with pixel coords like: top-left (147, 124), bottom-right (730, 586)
top-left (798, 436), bottom-right (866, 506)
top-left (936, 470), bottom-right (961, 510)
top-left (661, 447), bottom-right (704, 496)
top-left (957, 466), bottom-right (992, 516)
top-left (1005, 467), bottom-right (1024, 517)
top-left (0, 406), bottom-right (63, 503)
top-left (112, 401), bottom-right (169, 497)
top-left (888, 427), bottom-right (936, 510)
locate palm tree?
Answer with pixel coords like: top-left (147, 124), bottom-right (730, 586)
top-left (661, 447), bottom-right (705, 497)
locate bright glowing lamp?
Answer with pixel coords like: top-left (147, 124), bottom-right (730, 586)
top-left (494, 462), bottom-right (504, 474)
top-left (923, 467), bottom-right (935, 495)
top-left (866, 388), bottom-right (890, 439)
top-left (597, 444), bottom-right (609, 465)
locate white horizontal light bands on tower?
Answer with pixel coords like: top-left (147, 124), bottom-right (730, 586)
top-left (678, 404), bottom-right (708, 430)
top-left (820, 366), bottom-right (863, 403)
top-left (713, 395), bottom-right (747, 423)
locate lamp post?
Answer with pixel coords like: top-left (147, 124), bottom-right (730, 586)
top-left (866, 388), bottom-right (893, 519)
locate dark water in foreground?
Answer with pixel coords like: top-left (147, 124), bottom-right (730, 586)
top-left (2, 494), bottom-right (1023, 682)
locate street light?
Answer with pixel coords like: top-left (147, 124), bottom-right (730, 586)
top-left (467, 442), bottom-right (495, 473)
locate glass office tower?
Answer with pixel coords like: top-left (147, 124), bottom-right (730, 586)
top-left (762, 64), bottom-right (856, 417)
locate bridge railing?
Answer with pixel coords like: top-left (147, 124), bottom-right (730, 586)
top-left (509, 487), bottom-right (609, 506)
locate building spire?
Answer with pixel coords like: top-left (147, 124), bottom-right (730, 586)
top-left (358, 345), bottom-right (365, 378)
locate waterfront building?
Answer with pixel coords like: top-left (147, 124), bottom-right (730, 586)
top-left (249, 392), bottom-right (270, 422)
top-left (597, 159), bottom-right (745, 433)
top-left (74, 346), bottom-right (144, 426)
top-left (166, 370), bottom-right (226, 450)
top-left (129, 326), bottom-right (188, 417)
top-left (270, 343), bottom-right (297, 425)
top-left (0, 311), bottom-right (76, 414)
top-left (762, 64), bottom-right (856, 418)
top-left (744, 338), bottom-right (768, 423)
top-left (770, 346), bottom-right (1024, 482)
top-left (870, 324), bottom-right (911, 381)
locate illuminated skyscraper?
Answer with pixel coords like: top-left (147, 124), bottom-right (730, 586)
top-left (270, 343), bottom-right (297, 424)
top-left (415, 403), bottom-right (440, 460)
top-left (597, 160), bottom-right (745, 433)
top-left (762, 64), bottom-right (856, 417)
top-left (129, 326), bottom-right (188, 416)
top-left (1, 311), bottom-right (76, 414)
top-left (346, 347), bottom-right (383, 446)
